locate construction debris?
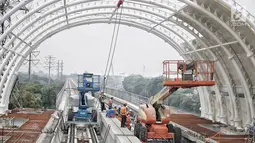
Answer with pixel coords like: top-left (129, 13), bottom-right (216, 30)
top-left (0, 108), bottom-right (55, 143)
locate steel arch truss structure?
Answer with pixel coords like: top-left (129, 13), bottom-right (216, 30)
top-left (1, 0), bottom-right (255, 129)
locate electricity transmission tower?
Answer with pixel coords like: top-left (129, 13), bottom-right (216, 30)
top-left (60, 60), bottom-right (64, 80)
top-left (56, 60), bottom-right (60, 79)
top-left (45, 55), bottom-right (55, 85)
top-left (143, 65), bottom-right (145, 76)
top-left (56, 60), bottom-right (64, 80)
top-left (23, 50), bottom-right (40, 81)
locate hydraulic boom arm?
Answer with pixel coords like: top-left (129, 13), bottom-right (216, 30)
top-left (149, 86), bottom-right (179, 105)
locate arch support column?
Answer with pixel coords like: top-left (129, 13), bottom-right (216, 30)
top-left (213, 84), bottom-right (227, 124)
top-left (197, 87), bottom-right (207, 118)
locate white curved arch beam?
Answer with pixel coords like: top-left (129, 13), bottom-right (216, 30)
top-left (0, 0), bottom-right (254, 127)
top-left (0, 1), bottom-right (227, 123)
top-left (0, 4), bottom-right (197, 76)
top-left (1, 19), bottom-right (192, 110)
top-left (168, 18), bottom-right (230, 124)
top-left (126, 2), bottom-right (255, 120)
top-left (0, 2), bottom-right (184, 57)
top-left (0, 5), bottom-right (198, 91)
top-left (0, 4), bottom-right (216, 120)
top-left (179, 11), bottom-right (251, 127)
top-left (178, 0), bottom-right (255, 123)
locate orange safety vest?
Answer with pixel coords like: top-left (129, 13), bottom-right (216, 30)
top-left (120, 106), bottom-right (127, 116)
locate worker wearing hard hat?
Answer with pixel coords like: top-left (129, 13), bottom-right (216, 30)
top-left (126, 110), bottom-right (132, 130)
top-left (114, 106), bottom-right (118, 116)
top-left (120, 103), bottom-right (127, 127)
top-left (108, 97), bottom-right (113, 109)
top-left (117, 0), bottom-right (124, 8)
top-left (117, 105), bottom-right (121, 114)
top-left (99, 95), bottom-right (106, 111)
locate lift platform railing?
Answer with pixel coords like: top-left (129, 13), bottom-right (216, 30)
top-left (77, 73), bottom-right (101, 92)
top-left (163, 60), bottom-right (216, 88)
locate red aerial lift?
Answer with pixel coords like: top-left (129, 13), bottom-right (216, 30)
top-left (134, 60), bottom-right (216, 143)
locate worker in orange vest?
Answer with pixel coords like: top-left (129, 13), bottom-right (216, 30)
top-left (120, 103), bottom-right (127, 127)
top-left (126, 111), bottom-right (131, 130)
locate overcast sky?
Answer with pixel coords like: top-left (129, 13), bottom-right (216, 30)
top-left (19, 0), bottom-right (255, 77)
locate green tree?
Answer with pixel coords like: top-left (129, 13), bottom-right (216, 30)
top-left (20, 91), bottom-right (41, 108)
top-left (9, 75), bottom-right (64, 109)
top-left (122, 75), bottom-right (144, 93)
top-left (41, 85), bottom-right (57, 109)
top-left (122, 75), bottom-right (163, 97)
top-left (122, 75), bottom-right (201, 114)
top-left (145, 76), bottom-right (164, 96)
top-left (179, 96), bottom-right (193, 111)
top-left (168, 94), bottom-right (182, 107)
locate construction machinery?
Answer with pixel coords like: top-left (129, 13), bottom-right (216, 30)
top-left (134, 60), bottom-right (216, 143)
top-left (68, 73), bottom-right (101, 122)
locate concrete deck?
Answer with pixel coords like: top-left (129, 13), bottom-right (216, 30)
top-left (105, 93), bottom-right (249, 143)
top-left (100, 112), bottom-right (140, 143)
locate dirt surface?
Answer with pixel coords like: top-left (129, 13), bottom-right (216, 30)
top-left (0, 108), bottom-right (54, 143)
top-left (171, 114), bottom-right (247, 143)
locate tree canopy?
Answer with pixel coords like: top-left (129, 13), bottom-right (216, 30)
top-left (122, 75), bottom-right (163, 97)
top-left (9, 74), bottom-right (64, 109)
top-left (122, 75), bottom-right (201, 114)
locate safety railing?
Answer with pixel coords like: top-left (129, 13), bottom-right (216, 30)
top-left (104, 87), bottom-right (217, 143)
top-left (163, 60), bottom-right (215, 81)
top-left (93, 75), bottom-right (101, 89)
top-left (56, 81), bottom-right (67, 109)
top-left (104, 88), bottom-right (148, 106)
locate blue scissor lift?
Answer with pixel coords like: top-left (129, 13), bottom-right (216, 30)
top-left (67, 73), bottom-right (100, 123)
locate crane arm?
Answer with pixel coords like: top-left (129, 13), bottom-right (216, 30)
top-left (149, 86), bottom-right (179, 105)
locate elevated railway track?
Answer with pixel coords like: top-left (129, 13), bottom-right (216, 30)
top-left (66, 79), bottom-right (100, 143)
top-left (67, 78), bottom-right (248, 143)
top-left (103, 90), bottom-right (248, 143)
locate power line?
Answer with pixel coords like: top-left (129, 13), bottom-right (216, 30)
top-left (103, 4), bottom-right (124, 91)
top-left (106, 6), bottom-right (124, 85)
top-left (103, 9), bottom-right (119, 77)
top-left (111, 63), bottom-right (114, 76)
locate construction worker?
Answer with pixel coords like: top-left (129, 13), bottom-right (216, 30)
top-left (126, 111), bottom-right (131, 130)
top-left (120, 103), bottom-right (127, 127)
top-left (99, 95), bottom-right (106, 111)
top-left (91, 110), bottom-right (97, 122)
top-left (108, 97), bottom-right (113, 109)
top-left (129, 111), bottom-right (135, 119)
top-left (117, 105), bottom-right (121, 114)
top-left (117, 0), bottom-right (123, 8)
top-left (114, 106), bottom-right (118, 116)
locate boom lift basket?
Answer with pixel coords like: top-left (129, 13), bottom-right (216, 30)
top-left (77, 73), bottom-right (101, 92)
top-left (162, 60), bottom-right (216, 88)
